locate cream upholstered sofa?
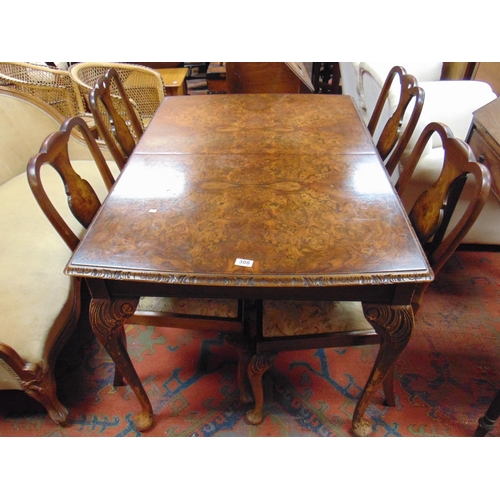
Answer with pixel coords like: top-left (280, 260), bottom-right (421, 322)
top-left (0, 87), bottom-right (118, 424)
top-left (339, 62), bottom-right (499, 245)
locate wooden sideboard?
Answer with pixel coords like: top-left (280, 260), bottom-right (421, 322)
top-left (467, 96), bottom-right (500, 201)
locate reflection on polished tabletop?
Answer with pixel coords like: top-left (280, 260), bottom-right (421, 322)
top-left (66, 94), bottom-right (433, 434)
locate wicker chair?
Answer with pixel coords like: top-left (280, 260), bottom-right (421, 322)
top-left (69, 62), bottom-right (165, 128)
top-left (0, 62), bottom-right (88, 119)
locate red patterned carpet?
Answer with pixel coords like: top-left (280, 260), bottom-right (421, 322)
top-left (1, 248), bottom-right (499, 437)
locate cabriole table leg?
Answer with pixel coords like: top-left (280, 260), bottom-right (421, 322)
top-left (245, 352), bottom-right (278, 425)
top-left (89, 297), bottom-right (154, 432)
top-left (352, 303), bottom-right (414, 437)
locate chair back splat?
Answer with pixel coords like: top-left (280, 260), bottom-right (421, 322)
top-left (367, 65), bottom-right (425, 176)
top-left (89, 68), bottom-right (144, 170)
top-left (27, 116), bottom-right (115, 251)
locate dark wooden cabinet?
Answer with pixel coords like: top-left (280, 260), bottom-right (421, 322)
top-left (467, 96), bottom-right (500, 201)
top-left (225, 63), bottom-right (314, 94)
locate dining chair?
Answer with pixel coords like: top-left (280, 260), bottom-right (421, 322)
top-left (0, 62), bottom-right (91, 123)
top-left (367, 65), bottom-right (425, 176)
top-left (245, 122), bottom-right (491, 426)
top-left (88, 68), bottom-right (144, 170)
top-left (68, 62), bottom-right (165, 128)
top-left (27, 116), bottom-right (248, 397)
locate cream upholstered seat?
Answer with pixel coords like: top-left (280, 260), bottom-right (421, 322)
top-left (248, 122), bottom-right (491, 425)
top-left (68, 62), bottom-right (165, 129)
top-left (0, 88), bottom-right (117, 424)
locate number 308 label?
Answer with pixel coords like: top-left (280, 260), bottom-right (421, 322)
top-left (235, 258), bottom-right (254, 267)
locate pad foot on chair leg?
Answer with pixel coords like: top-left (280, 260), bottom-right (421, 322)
top-left (352, 417), bottom-right (373, 437)
top-left (133, 410), bottom-right (154, 432)
top-left (21, 367), bottom-right (69, 426)
top-left (245, 408), bottom-right (264, 425)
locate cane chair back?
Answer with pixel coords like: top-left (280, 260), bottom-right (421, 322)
top-left (248, 122), bottom-right (491, 425)
top-left (28, 116), bottom-right (243, 386)
top-left (69, 62), bottom-right (165, 127)
top-left (89, 68), bottom-right (144, 170)
top-left (0, 62), bottom-right (87, 119)
top-left (367, 65), bottom-right (425, 176)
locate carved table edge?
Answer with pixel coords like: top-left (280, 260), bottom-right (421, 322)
top-left (64, 266), bottom-right (434, 287)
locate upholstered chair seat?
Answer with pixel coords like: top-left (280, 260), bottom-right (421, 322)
top-left (138, 296), bottom-right (240, 319)
top-left (262, 300), bottom-right (372, 338)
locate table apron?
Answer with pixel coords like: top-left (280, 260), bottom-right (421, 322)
top-left (84, 277), bottom-right (419, 305)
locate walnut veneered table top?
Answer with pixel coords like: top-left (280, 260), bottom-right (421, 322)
top-left (66, 94), bottom-right (432, 292)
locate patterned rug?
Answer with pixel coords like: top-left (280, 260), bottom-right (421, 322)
top-left (1, 248), bottom-right (499, 437)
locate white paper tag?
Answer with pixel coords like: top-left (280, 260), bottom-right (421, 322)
top-left (235, 258), bottom-right (254, 267)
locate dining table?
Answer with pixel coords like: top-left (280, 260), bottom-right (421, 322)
top-left (65, 93), bottom-right (434, 436)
